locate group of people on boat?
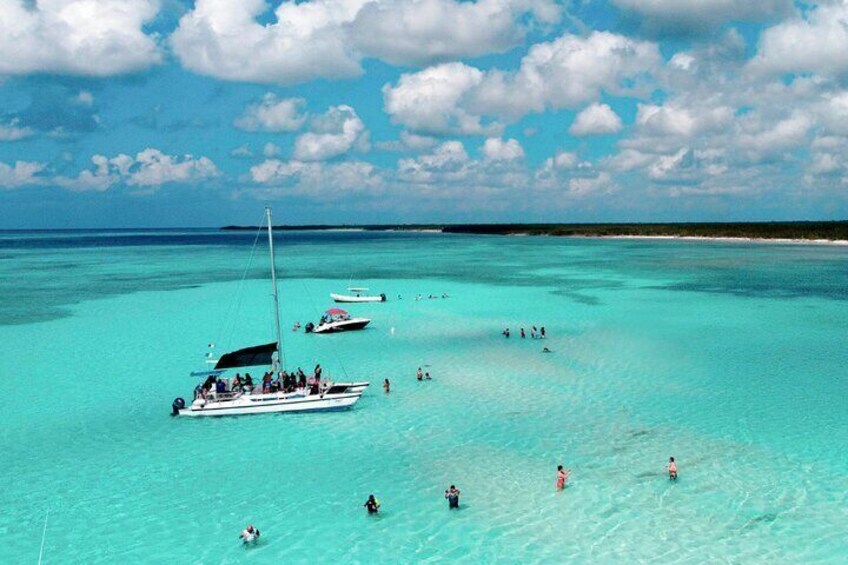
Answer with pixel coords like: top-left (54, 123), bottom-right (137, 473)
top-left (195, 364), bottom-right (326, 400)
top-left (502, 325), bottom-right (546, 339)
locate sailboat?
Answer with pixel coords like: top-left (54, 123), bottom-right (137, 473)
top-left (171, 207), bottom-right (369, 417)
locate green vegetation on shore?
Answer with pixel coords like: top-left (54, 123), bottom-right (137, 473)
top-left (222, 221), bottom-right (848, 241)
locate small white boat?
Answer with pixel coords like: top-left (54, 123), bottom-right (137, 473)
top-left (330, 287), bottom-right (386, 303)
top-left (172, 208), bottom-right (369, 417)
top-left (305, 308), bottom-right (370, 334)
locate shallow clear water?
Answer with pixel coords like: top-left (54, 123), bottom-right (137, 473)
top-left (1, 230), bottom-right (846, 563)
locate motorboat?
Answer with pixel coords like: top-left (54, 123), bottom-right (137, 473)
top-left (171, 208), bottom-right (369, 417)
top-left (305, 308), bottom-right (370, 334)
top-left (330, 287), bottom-right (386, 303)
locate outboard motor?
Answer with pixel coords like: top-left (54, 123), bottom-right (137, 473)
top-left (171, 397), bottom-right (186, 416)
top-left (380, 293), bottom-right (386, 302)
top-left (305, 322), bottom-right (315, 333)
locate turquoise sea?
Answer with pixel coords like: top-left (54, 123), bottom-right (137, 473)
top-left (1, 229), bottom-right (846, 563)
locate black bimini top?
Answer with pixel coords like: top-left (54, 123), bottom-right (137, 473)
top-left (214, 342), bottom-right (277, 370)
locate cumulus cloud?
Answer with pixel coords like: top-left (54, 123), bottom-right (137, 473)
top-left (613, 0), bottom-right (791, 36)
top-left (293, 105), bottom-right (369, 161)
top-left (172, 0), bottom-right (558, 85)
top-left (0, 160), bottom-right (44, 189)
top-left (56, 149), bottom-right (218, 192)
top-left (398, 141), bottom-right (472, 183)
top-left (383, 63), bottom-right (502, 135)
top-left (234, 94), bottom-right (307, 132)
top-left (472, 31), bottom-right (660, 119)
top-left (383, 32), bottom-right (660, 131)
top-left (752, 2), bottom-right (848, 77)
top-left (249, 158), bottom-right (383, 199)
top-left (569, 103), bottom-right (623, 136)
top-left (0, 119), bottom-right (34, 141)
top-left (0, 0), bottom-right (161, 76)
top-left (349, 0), bottom-right (560, 66)
top-left (482, 137), bottom-right (524, 161)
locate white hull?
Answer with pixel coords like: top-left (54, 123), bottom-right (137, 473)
top-left (312, 317), bottom-right (370, 333)
top-left (330, 293), bottom-right (385, 303)
top-left (177, 384), bottom-right (368, 417)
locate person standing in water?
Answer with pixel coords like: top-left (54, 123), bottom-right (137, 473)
top-left (540, 326), bottom-right (546, 339)
top-left (520, 328), bottom-right (526, 338)
top-left (417, 367), bottom-right (423, 381)
top-left (666, 457), bottom-right (678, 481)
top-left (383, 379), bottom-right (390, 393)
top-left (556, 465), bottom-right (571, 490)
top-left (239, 525), bottom-right (260, 544)
top-left (445, 485), bottom-right (461, 509)
top-left (364, 494), bottom-right (381, 514)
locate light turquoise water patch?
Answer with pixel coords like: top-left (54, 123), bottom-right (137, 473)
top-left (0, 232), bottom-right (846, 563)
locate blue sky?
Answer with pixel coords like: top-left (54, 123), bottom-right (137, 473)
top-left (1, 0), bottom-right (847, 228)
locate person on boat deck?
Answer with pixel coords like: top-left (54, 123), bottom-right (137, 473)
top-left (314, 364), bottom-right (322, 380)
top-left (244, 374), bottom-right (254, 391)
top-left (216, 379), bottom-right (227, 394)
top-left (231, 374), bottom-right (241, 391)
top-left (194, 383), bottom-right (204, 400)
top-left (299, 373), bottom-right (307, 389)
top-left (445, 485), bottom-right (461, 509)
top-left (262, 373), bottom-right (272, 393)
top-left (383, 378), bottom-right (390, 393)
top-left (239, 525), bottom-right (260, 544)
top-left (417, 367), bottom-right (423, 381)
top-left (364, 494), bottom-right (380, 514)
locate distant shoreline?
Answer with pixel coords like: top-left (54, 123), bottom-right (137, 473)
top-left (221, 221), bottom-right (848, 243)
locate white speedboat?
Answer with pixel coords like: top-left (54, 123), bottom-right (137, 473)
top-left (330, 287), bottom-right (386, 303)
top-left (172, 208), bottom-right (369, 417)
top-left (305, 308), bottom-right (370, 334)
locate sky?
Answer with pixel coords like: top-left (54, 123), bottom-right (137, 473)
top-left (1, 0), bottom-right (848, 228)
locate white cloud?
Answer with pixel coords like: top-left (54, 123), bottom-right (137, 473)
top-left (0, 119), bottom-right (34, 141)
top-left (56, 149), bottom-right (219, 192)
top-left (171, 0), bottom-right (560, 85)
top-left (249, 158), bottom-right (383, 198)
top-left (472, 31), bottom-right (661, 119)
top-left (0, 0), bottom-right (161, 76)
top-left (383, 32), bottom-right (660, 130)
top-left (349, 0), bottom-right (560, 65)
top-left (263, 143), bottom-right (281, 158)
top-left (293, 105), bottom-right (369, 161)
top-left (230, 144), bottom-right (253, 158)
top-left (0, 160), bottom-right (44, 189)
top-left (383, 62), bottom-right (501, 135)
top-left (752, 3), bottom-right (848, 77)
top-left (234, 94), bottom-right (307, 132)
top-left (483, 137), bottom-right (524, 161)
top-left (568, 171), bottom-right (614, 196)
top-left (613, 0), bottom-right (791, 34)
top-left (569, 103), bottom-right (623, 136)
top-left (398, 141), bottom-right (472, 183)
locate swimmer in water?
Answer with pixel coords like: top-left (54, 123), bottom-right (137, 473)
top-left (667, 457), bottom-right (678, 481)
top-left (383, 378), bottom-right (390, 393)
top-left (445, 485), bottom-right (461, 509)
top-left (239, 525), bottom-right (260, 544)
top-left (556, 465), bottom-right (571, 490)
top-left (364, 494), bottom-right (381, 514)
top-left (542, 347), bottom-right (552, 353)
top-left (425, 372), bottom-right (431, 380)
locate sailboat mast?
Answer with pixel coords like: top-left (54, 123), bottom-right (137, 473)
top-left (266, 207), bottom-right (284, 371)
